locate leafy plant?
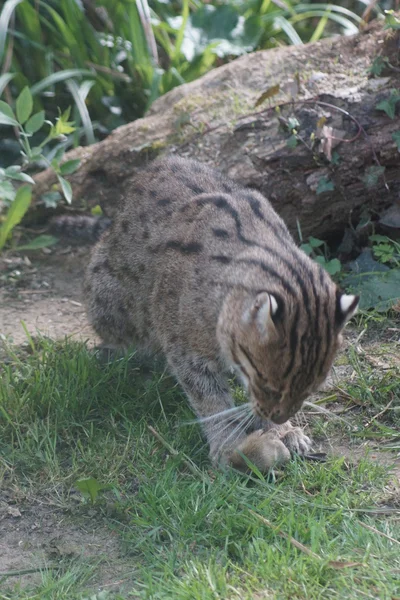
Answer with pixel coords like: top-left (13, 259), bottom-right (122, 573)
top-left (384, 9), bottom-right (400, 30)
top-left (368, 56), bottom-right (389, 77)
top-left (316, 176), bottom-right (335, 195)
top-left (342, 235), bottom-right (400, 311)
top-left (75, 477), bottom-right (112, 504)
top-left (300, 236), bottom-right (342, 276)
top-left (0, 87), bottom-right (79, 251)
top-left (370, 234), bottom-right (400, 267)
top-left (376, 89), bottom-right (400, 119)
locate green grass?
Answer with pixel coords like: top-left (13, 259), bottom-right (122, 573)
top-left (0, 337), bottom-right (399, 599)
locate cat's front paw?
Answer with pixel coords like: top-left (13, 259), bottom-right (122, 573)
top-left (228, 429), bottom-right (291, 473)
top-left (280, 427), bottom-right (312, 456)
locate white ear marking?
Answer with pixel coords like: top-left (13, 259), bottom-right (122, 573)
top-left (270, 294), bottom-right (278, 316)
top-left (340, 294), bottom-right (357, 313)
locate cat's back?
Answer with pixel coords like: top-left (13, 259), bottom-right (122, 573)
top-left (108, 155), bottom-right (292, 265)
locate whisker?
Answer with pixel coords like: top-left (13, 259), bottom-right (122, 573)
top-left (206, 413), bottom-right (248, 447)
top-left (181, 403), bottom-right (251, 426)
top-left (302, 400), bottom-right (352, 426)
top-left (219, 412), bottom-right (255, 452)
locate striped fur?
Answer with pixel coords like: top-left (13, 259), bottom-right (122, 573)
top-left (85, 156), bottom-right (358, 472)
top-left (50, 214), bottom-right (112, 243)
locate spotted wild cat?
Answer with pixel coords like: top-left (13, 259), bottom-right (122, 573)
top-left (81, 156), bottom-right (358, 472)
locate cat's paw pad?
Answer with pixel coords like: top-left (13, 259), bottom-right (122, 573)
top-left (228, 429), bottom-right (291, 473)
top-left (280, 427), bottom-right (312, 456)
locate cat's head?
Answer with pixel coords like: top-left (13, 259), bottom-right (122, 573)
top-left (219, 286), bottom-right (359, 424)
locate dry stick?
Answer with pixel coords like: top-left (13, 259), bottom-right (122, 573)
top-left (250, 510), bottom-right (364, 569)
top-left (366, 399), bottom-right (394, 426)
top-left (250, 510), bottom-right (322, 560)
top-left (358, 520), bottom-right (400, 545)
top-left (0, 567), bottom-right (57, 577)
top-left (147, 425), bottom-right (201, 476)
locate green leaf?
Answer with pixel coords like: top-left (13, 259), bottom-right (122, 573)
top-left (384, 10), bottom-right (400, 30)
top-left (91, 204), bottom-right (103, 216)
top-left (58, 176), bottom-right (72, 204)
top-left (16, 86), bottom-right (33, 124)
top-left (25, 110), bottom-right (45, 134)
top-left (0, 99), bottom-right (15, 119)
top-left (376, 90), bottom-right (400, 120)
top-left (255, 84), bottom-right (280, 107)
top-left (392, 131), bottom-right (400, 151)
top-left (369, 234), bottom-right (389, 244)
top-left (330, 151), bottom-right (340, 165)
top-left (0, 185), bottom-right (32, 250)
top-left (0, 99), bottom-right (18, 125)
top-left (368, 56), bottom-right (388, 77)
top-left (75, 477), bottom-right (109, 504)
top-left (0, 72), bottom-right (15, 96)
top-left (361, 165), bottom-right (386, 189)
top-left (316, 177), bottom-right (335, 195)
top-left (323, 258), bottom-right (342, 276)
top-left (53, 108), bottom-right (75, 137)
top-left (59, 159), bottom-right (80, 176)
top-left (308, 236), bottom-right (325, 249)
top-left (300, 243), bottom-right (313, 256)
top-left (0, 179), bottom-right (16, 201)
top-left (343, 268), bottom-right (400, 311)
top-left (5, 166), bottom-right (35, 184)
top-left (41, 191), bottom-right (61, 208)
top-left (14, 234), bottom-right (58, 251)
top-left (286, 134), bottom-right (298, 148)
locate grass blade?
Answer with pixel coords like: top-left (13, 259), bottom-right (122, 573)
top-left (65, 79), bottom-right (95, 145)
top-left (0, 185), bottom-right (32, 251)
top-left (30, 69), bottom-right (94, 96)
top-left (173, 0), bottom-right (190, 61)
top-left (274, 16), bottom-right (303, 45)
top-left (309, 9), bottom-right (331, 42)
top-left (0, 0), bottom-right (23, 63)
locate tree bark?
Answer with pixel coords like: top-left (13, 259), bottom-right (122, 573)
top-left (33, 20), bottom-right (400, 240)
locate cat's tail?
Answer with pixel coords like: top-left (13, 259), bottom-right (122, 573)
top-left (49, 215), bottom-right (112, 243)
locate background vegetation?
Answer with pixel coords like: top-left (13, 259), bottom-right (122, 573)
top-left (0, 0), bottom-right (393, 166)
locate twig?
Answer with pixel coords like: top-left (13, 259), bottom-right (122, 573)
top-left (0, 566), bottom-right (57, 577)
top-left (358, 520), bottom-right (400, 545)
top-left (365, 399), bottom-right (394, 427)
top-left (147, 425), bottom-right (201, 476)
top-left (250, 510), bottom-right (364, 569)
top-left (250, 510), bottom-right (322, 560)
top-left (16, 289), bottom-right (51, 294)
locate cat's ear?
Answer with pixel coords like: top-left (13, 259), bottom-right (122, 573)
top-left (335, 292), bottom-right (359, 329)
top-left (245, 292), bottom-right (279, 339)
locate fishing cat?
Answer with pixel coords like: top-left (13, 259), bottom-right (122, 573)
top-left (80, 156), bottom-right (358, 472)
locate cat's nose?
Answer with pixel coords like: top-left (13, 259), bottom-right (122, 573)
top-left (269, 406), bottom-right (288, 424)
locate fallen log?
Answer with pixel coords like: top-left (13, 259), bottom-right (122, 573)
top-left (32, 19), bottom-right (400, 241)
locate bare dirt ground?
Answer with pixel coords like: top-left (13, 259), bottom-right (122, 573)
top-left (0, 245), bottom-right (98, 346)
top-left (0, 491), bottom-right (132, 593)
top-left (1, 245), bottom-right (399, 594)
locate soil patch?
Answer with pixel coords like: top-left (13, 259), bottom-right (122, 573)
top-left (0, 490), bottom-right (132, 593)
top-left (0, 246), bottom-right (99, 345)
